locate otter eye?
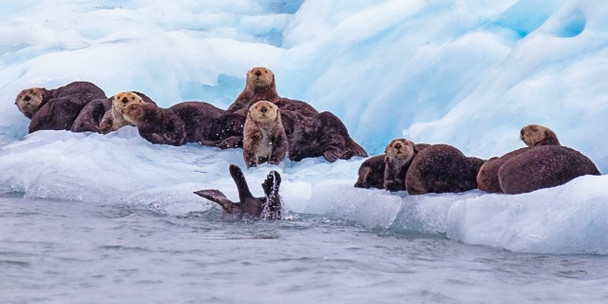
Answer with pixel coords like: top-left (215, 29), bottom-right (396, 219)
top-left (520, 130), bottom-right (525, 136)
top-left (23, 96), bottom-right (31, 101)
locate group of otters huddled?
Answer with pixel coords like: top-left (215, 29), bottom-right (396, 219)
top-left (14, 67), bottom-right (601, 220)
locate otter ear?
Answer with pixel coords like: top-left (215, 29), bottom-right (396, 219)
top-left (544, 130), bottom-right (549, 137)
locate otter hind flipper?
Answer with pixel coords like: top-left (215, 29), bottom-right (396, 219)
top-left (261, 170), bottom-right (281, 197)
top-left (194, 189), bottom-right (236, 213)
top-left (229, 164), bottom-right (254, 201)
top-left (261, 170), bottom-right (282, 220)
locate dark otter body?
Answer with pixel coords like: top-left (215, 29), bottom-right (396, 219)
top-left (71, 97), bottom-right (112, 133)
top-left (278, 110), bottom-right (367, 162)
top-left (498, 145), bottom-right (600, 194)
top-left (194, 164), bottom-right (282, 220)
top-left (354, 155), bottom-right (385, 189)
top-left (405, 144), bottom-right (484, 195)
top-left (18, 81), bottom-right (106, 133)
top-left (476, 148), bottom-right (529, 193)
top-left (123, 103), bottom-right (187, 146)
top-left (169, 101), bottom-right (244, 146)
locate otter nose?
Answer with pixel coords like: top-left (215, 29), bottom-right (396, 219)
top-left (255, 70), bottom-right (262, 77)
top-left (121, 97), bottom-right (129, 104)
top-left (260, 106), bottom-right (267, 113)
top-left (394, 143), bottom-right (402, 150)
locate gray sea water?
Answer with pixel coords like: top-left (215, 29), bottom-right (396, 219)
top-left (1, 194), bottom-right (608, 304)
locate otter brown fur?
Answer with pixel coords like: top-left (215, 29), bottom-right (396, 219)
top-left (354, 155), bottom-right (385, 189)
top-left (168, 101), bottom-right (245, 148)
top-left (278, 110), bottom-right (367, 162)
top-left (194, 164), bottom-right (282, 220)
top-left (405, 144), bottom-right (484, 195)
top-left (520, 124), bottom-right (560, 147)
top-left (243, 101), bottom-right (288, 168)
top-left (73, 91), bottom-right (156, 133)
top-left (476, 148), bottom-right (529, 193)
top-left (15, 81), bottom-right (106, 133)
top-left (354, 139), bottom-right (420, 191)
top-left (98, 91), bottom-right (157, 133)
top-left (71, 97), bottom-right (112, 133)
top-left (477, 124), bottom-right (562, 193)
top-left (498, 145), bottom-right (600, 194)
top-left (122, 103), bottom-right (187, 146)
top-left (227, 66), bottom-right (280, 113)
top-left (383, 138), bottom-right (417, 192)
top-left (227, 66), bottom-right (366, 162)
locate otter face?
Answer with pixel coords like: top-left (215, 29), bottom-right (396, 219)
top-left (15, 88), bottom-right (45, 119)
top-left (248, 100), bottom-right (279, 124)
top-left (520, 124), bottom-right (559, 147)
top-left (247, 67), bottom-right (274, 88)
top-left (122, 103), bottom-right (147, 124)
top-left (113, 91), bottom-right (145, 114)
top-left (385, 138), bottom-right (415, 162)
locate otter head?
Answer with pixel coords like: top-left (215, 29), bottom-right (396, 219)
top-left (122, 103), bottom-right (151, 125)
top-left (15, 88), bottom-right (45, 119)
top-left (246, 67), bottom-right (275, 90)
top-left (113, 91), bottom-right (145, 115)
top-left (384, 138), bottom-right (416, 163)
top-left (520, 124), bottom-right (560, 147)
top-left (248, 100), bottom-right (279, 124)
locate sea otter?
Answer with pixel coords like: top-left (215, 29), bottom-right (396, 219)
top-left (354, 139), bottom-right (425, 191)
top-left (405, 144), bottom-right (485, 195)
top-left (72, 91), bottom-right (156, 133)
top-left (520, 124), bottom-right (560, 147)
top-left (477, 124), bottom-right (562, 193)
top-left (354, 155), bottom-right (385, 189)
top-left (242, 101), bottom-right (288, 168)
top-left (15, 81), bottom-right (106, 133)
top-left (122, 102), bottom-right (187, 146)
top-left (168, 101), bottom-right (245, 148)
top-left (498, 145), bottom-right (600, 194)
top-left (98, 91), bottom-right (158, 133)
top-left (194, 164), bottom-right (282, 220)
top-left (383, 138), bottom-right (417, 192)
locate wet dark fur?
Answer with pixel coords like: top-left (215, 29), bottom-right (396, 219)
top-left (124, 103), bottom-right (187, 146)
top-left (169, 101), bottom-right (244, 146)
top-left (22, 81), bottom-right (106, 133)
top-left (498, 145), bottom-right (600, 194)
top-left (354, 142), bottom-right (425, 191)
top-left (71, 97), bottom-right (112, 133)
top-left (194, 164), bottom-right (282, 220)
top-left (476, 148), bottom-right (529, 193)
top-left (354, 155), bottom-right (385, 189)
top-left (405, 144), bottom-right (485, 195)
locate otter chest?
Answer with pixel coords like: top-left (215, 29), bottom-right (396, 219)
top-left (256, 129), bottom-right (274, 157)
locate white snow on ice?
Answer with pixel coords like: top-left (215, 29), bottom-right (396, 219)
top-left (1, 0), bottom-right (607, 255)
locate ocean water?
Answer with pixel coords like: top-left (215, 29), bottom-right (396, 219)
top-left (2, 195), bottom-right (607, 304)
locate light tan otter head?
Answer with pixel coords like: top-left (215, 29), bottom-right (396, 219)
top-left (384, 138), bottom-right (416, 164)
top-left (248, 100), bottom-right (280, 124)
top-left (246, 67), bottom-right (275, 90)
top-left (113, 91), bottom-right (145, 114)
top-left (15, 88), bottom-right (45, 119)
top-left (520, 124), bottom-right (560, 147)
top-left (122, 102), bottom-right (155, 125)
